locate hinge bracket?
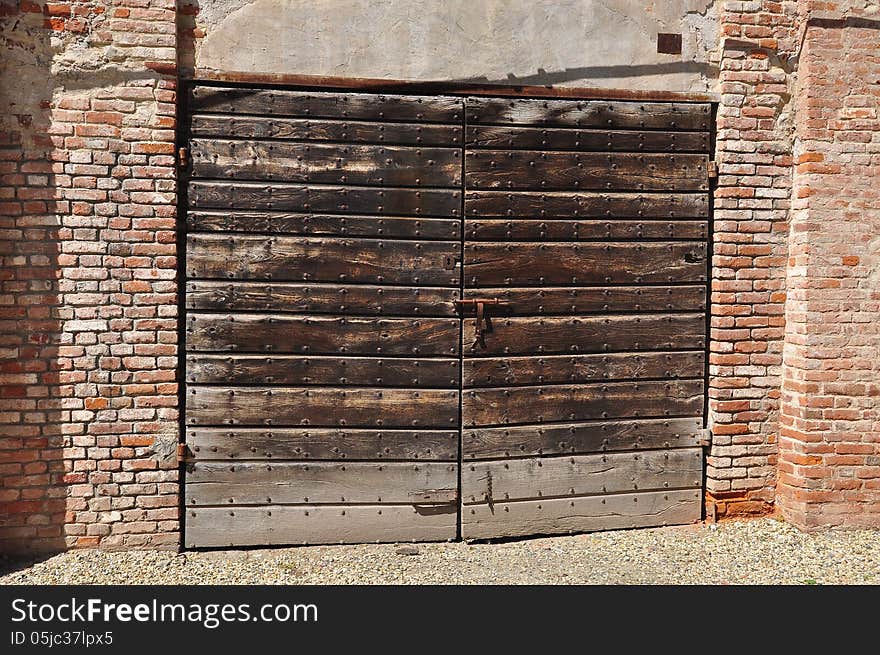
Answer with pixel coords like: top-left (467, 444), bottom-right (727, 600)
top-left (178, 146), bottom-right (189, 170)
top-left (698, 428), bottom-right (712, 448)
top-left (177, 443), bottom-right (192, 464)
top-left (707, 160), bottom-right (718, 179)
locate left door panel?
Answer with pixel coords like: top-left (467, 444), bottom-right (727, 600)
top-left (182, 85), bottom-right (464, 547)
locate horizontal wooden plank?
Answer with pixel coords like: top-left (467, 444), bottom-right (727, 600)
top-left (186, 314), bottom-right (460, 356)
top-left (187, 211), bottom-right (461, 239)
top-left (191, 114), bottom-right (463, 146)
top-left (465, 242), bottom-right (707, 286)
top-left (459, 286), bottom-right (706, 315)
top-left (187, 462), bottom-right (458, 506)
top-left (466, 125), bottom-right (710, 152)
top-left (460, 488), bottom-right (702, 540)
top-left (462, 417), bottom-right (704, 459)
top-left (461, 313), bottom-right (705, 356)
top-left (186, 428), bottom-right (459, 461)
top-left (191, 139), bottom-right (461, 186)
top-left (462, 448), bottom-right (702, 503)
top-left (189, 181), bottom-right (461, 217)
top-left (186, 386), bottom-right (460, 428)
top-left (465, 191), bottom-right (708, 218)
top-left (463, 351), bottom-right (705, 387)
top-left (185, 281), bottom-right (459, 316)
top-left (466, 218), bottom-right (707, 241)
top-left (186, 503), bottom-right (457, 547)
top-left (187, 234), bottom-right (460, 285)
top-left (187, 355), bottom-right (460, 387)
top-left (462, 379), bottom-right (704, 427)
top-left (190, 86), bottom-right (464, 123)
top-left (466, 97), bottom-right (712, 131)
top-left (466, 151), bottom-right (708, 192)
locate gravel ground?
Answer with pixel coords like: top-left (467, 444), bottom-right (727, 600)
top-left (2, 517), bottom-right (878, 585)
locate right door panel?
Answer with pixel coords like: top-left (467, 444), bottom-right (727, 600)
top-left (460, 97), bottom-right (712, 539)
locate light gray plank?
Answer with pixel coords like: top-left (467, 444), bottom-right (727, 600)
top-left (186, 504), bottom-right (458, 547)
top-left (461, 448), bottom-right (702, 504)
top-left (186, 462), bottom-right (458, 506)
top-left (461, 488), bottom-right (702, 540)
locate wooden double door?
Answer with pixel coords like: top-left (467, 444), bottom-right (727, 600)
top-left (181, 84), bottom-right (710, 547)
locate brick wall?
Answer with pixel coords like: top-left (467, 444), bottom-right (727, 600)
top-left (704, 0), bottom-right (799, 518)
top-left (778, 3), bottom-right (880, 528)
top-left (0, 0), bottom-right (180, 553)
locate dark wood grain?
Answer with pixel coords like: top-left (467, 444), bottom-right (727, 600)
top-left (465, 218), bottom-right (707, 241)
top-left (462, 379), bottom-right (704, 426)
top-left (466, 125), bottom-right (710, 152)
top-left (458, 285), bottom-right (706, 315)
top-left (187, 234), bottom-right (460, 285)
top-left (186, 386), bottom-right (460, 428)
top-left (190, 86), bottom-right (464, 123)
top-left (187, 354), bottom-right (460, 387)
top-left (185, 281), bottom-right (459, 316)
top-left (191, 139), bottom-right (461, 186)
top-left (462, 417), bottom-right (704, 459)
top-left (465, 191), bottom-right (708, 218)
top-left (465, 242), bottom-right (707, 286)
top-left (463, 351), bottom-right (705, 387)
top-left (459, 313), bottom-right (705, 356)
top-left (191, 114), bottom-right (463, 146)
top-left (186, 314), bottom-right (460, 356)
top-left (466, 97), bottom-right (712, 130)
top-left (189, 181), bottom-right (461, 217)
top-left (187, 211), bottom-right (461, 239)
top-left (466, 151), bottom-right (708, 191)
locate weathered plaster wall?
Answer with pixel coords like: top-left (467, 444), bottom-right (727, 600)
top-left (180, 0), bottom-right (720, 93)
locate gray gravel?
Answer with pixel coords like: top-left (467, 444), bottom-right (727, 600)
top-left (2, 517), bottom-right (879, 585)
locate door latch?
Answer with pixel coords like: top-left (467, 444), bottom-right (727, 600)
top-left (454, 298), bottom-right (509, 350)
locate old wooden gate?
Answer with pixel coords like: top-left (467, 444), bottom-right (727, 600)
top-left (181, 84), bottom-right (711, 547)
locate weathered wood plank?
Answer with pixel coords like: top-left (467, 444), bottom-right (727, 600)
top-left (187, 355), bottom-right (460, 387)
top-left (466, 125), bottom-right (710, 152)
top-left (186, 314), bottom-right (460, 356)
top-left (191, 140), bottom-right (461, 186)
top-left (460, 488), bottom-right (702, 540)
top-left (191, 114), bottom-right (463, 146)
top-left (462, 417), bottom-right (704, 459)
top-left (187, 462), bottom-right (458, 506)
top-left (189, 181), bottom-right (461, 217)
top-left (186, 427), bottom-right (459, 461)
top-left (465, 242), bottom-right (707, 286)
top-left (466, 151), bottom-right (708, 191)
top-left (186, 504), bottom-right (458, 547)
top-left (462, 448), bottom-right (703, 503)
top-left (458, 285), bottom-right (706, 315)
top-left (187, 211), bottom-right (461, 239)
top-left (463, 351), bottom-right (705, 387)
top-left (459, 313), bottom-right (705, 356)
top-left (462, 379), bottom-right (705, 427)
top-left (185, 281), bottom-right (459, 316)
top-left (466, 97), bottom-right (712, 131)
top-left (187, 234), bottom-right (461, 285)
top-left (465, 191), bottom-right (708, 218)
top-left (190, 86), bottom-right (464, 123)
top-left (466, 218), bottom-right (707, 241)
top-left (186, 386), bottom-right (460, 428)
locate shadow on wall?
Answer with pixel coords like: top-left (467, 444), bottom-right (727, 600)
top-left (1, 2), bottom-right (68, 555)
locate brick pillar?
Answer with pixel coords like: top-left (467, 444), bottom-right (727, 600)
top-left (778, 10), bottom-right (880, 528)
top-left (705, 1), bottom-right (799, 518)
top-left (0, 0), bottom-right (180, 553)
